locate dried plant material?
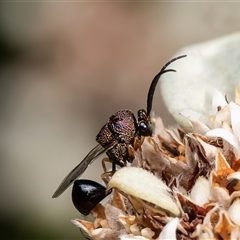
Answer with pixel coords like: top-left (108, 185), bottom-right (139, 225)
top-left (214, 211), bottom-right (235, 240)
top-left (140, 228), bottom-right (155, 239)
top-left (129, 223), bottom-right (141, 235)
top-left (70, 84), bottom-right (240, 238)
top-left (72, 218), bottom-right (94, 233)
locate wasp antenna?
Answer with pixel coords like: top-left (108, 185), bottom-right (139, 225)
top-left (146, 54), bottom-right (187, 115)
top-left (147, 68), bottom-right (175, 115)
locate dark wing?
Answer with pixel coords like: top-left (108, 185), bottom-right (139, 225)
top-left (52, 143), bottom-right (115, 198)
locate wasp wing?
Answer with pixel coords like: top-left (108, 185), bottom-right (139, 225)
top-left (52, 143), bottom-right (115, 198)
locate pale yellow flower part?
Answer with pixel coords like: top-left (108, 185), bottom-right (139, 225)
top-left (107, 167), bottom-right (180, 217)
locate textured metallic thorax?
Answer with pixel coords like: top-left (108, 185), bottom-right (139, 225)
top-left (96, 110), bottom-right (138, 166)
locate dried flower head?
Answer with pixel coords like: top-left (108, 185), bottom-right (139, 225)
top-left (71, 86), bottom-right (240, 240)
top-left (71, 33), bottom-right (240, 240)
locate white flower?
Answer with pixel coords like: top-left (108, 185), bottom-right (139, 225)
top-left (72, 32), bottom-right (240, 240)
top-left (160, 32), bottom-right (240, 131)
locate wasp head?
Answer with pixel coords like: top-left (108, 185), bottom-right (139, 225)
top-left (137, 109), bottom-right (152, 137)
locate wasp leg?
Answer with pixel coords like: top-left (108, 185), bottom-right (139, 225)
top-left (101, 157), bottom-right (112, 173)
top-left (101, 158), bottom-right (116, 185)
top-left (127, 136), bottom-right (145, 166)
top-left (127, 145), bottom-right (135, 163)
top-left (133, 136), bottom-right (145, 151)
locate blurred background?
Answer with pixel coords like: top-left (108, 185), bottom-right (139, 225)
top-left (0, 2), bottom-right (240, 239)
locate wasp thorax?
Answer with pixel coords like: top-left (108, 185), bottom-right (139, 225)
top-left (96, 110), bottom-right (137, 146)
top-left (95, 110), bottom-right (138, 166)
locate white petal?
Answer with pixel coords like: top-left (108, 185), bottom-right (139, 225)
top-left (228, 198), bottom-right (240, 225)
top-left (187, 117), bottom-right (210, 135)
top-left (231, 226), bottom-right (240, 240)
top-left (181, 109), bottom-right (203, 120)
top-left (210, 104), bottom-right (231, 129)
top-left (210, 186), bottom-right (230, 206)
top-left (211, 89), bottom-right (228, 114)
top-left (189, 176), bottom-right (210, 206)
top-left (161, 32), bottom-right (240, 127)
top-left (107, 167), bottom-right (180, 216)
top-left (205, 128), bottom-right (239, 150)
top-left (180, 109), bottom-right (210, 134)
top-left (157, 217), bottom-right (179, 240)
top-left (120, 236), bottom-right (148, 240)
top-left (198, 232), bottom-right (214, 240)
top-left (141, 228), bottom-right (155, 239)
top-left (227, 172), bottom-right (240, 181)
top-left (230, 102), bottom-right (240, 142)
top-left (196, 224), bottom-right (215, 240)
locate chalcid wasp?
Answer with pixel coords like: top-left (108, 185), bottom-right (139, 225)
top-left (52, 55), bottom-right (187, 215)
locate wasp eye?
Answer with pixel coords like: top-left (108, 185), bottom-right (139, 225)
top-left (139, 122), bottom-right (147, 131)
top-left (138, 121), bottom-right (152, 136)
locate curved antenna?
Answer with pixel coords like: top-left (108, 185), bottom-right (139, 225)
top-left (146, 55), bottom-right (187, 115)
